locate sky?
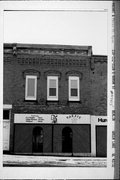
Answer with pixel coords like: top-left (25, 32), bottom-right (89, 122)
top-left (3, 10), bottom-right (108, 55)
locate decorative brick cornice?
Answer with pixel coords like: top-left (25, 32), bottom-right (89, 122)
top-left (90, 56), bottom-right (107, 70)
top-left (92, 56), bottom-right (107, 63)
top-left (4, 43), bottom-right (92, 57)
top-left (17, 56), bottom-right (88, 67)
top-left (4, 44), bottom-right (107, 68)
top-left (4, 54), bottom-right (88, 67)
top-left (4, 56), bottom-right (12, 63)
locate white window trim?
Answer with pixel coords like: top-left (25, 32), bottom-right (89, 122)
top-left (25, 75), bottom-right (37, 101)
top-left (69, 76), bottom-right (80, 101)
top-left (47, 76), bottom-right (58, 101)
top-left (3, 104), bottom-right (12, 109)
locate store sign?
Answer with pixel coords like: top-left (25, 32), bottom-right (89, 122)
top-left (15, 114), bottom-right (50, 124)
top-left (25, 114), bottom-right (45, 123)
top-left (14, 114), bottom-right (90, 124)
top-left (66, 114), bottom-right (81, 120)
top-left (91, 116), bottom-right (107, 125)
top-left (98, 118), bottom-right (107, 123)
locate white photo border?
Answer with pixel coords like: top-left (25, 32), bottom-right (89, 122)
top-left (0, 1), bottom-right (114, 179)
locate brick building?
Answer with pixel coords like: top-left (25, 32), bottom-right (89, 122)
top-left (3, 43), bottom-right (107, 157)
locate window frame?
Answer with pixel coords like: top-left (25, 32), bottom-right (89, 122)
top-left (47, 76), bottom-right (58, 101)
top-left (69, 76), bottom-right (80, 101)
top-left (25, 75), bottom-right (37, 101)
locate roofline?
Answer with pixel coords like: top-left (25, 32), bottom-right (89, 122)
top-left (4, 43), bottom-right (92, 51)
top-left (4, 43), bottom-right (107, 57)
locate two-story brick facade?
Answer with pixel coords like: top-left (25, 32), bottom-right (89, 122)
top-left (3, 43), bottom-right (107, 157)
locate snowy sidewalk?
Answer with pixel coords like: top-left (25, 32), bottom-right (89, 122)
top-left (3, 155), bottom-right (107, 167)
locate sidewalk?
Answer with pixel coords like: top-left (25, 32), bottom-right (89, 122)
top-left (3, 154), bottom-right (107, 167)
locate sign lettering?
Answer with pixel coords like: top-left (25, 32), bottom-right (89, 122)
top-left (25, 115), bottom-right (44, 123)
top-left (98, 118), bottom-right (107, 123)
top-left (66, 114), bottom-right (81, 120)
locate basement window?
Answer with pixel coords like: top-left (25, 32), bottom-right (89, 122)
top-left (25, 75), bottom-right (37, 100)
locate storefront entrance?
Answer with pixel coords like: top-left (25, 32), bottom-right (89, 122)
top-left (32, 126), bottom-right (44, 153)
top-left (62, 127), bottom-right (73, 153)
top-left (96, 126), bottom-right (107, 157)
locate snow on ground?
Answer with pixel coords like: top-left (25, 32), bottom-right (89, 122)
top-left (3, 155), bottom-right (107, 167)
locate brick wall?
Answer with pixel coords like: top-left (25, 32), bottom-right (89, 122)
top-left (3, 46), bottom-right (107, 115)
top-left (90, 57), bottom-right (107, 115)
top-left (3, 44), bottom-right (107, 153)
top-left (4, 53), bottom-right (92, 114)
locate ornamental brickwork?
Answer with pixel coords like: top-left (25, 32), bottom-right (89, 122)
top-left (3, 43), bottom-right (107, 116)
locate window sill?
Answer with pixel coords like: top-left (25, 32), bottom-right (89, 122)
top-left (46, 100), bottom-right (59, 105)
top-left (67, 100), bottom-right (81, 104)
top-left (24, 99), bottom-right (38, 103)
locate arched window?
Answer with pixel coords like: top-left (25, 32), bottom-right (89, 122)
top-left (62, 127), bottom-right (73, 153)
top-left (32, 126), bottom-right (43, 153)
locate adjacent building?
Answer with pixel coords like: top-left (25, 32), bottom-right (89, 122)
top-left (3, 43), bottom-right (107, 157)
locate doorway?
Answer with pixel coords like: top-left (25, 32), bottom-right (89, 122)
top-left (96, 126), bottom-right (107, 157)
top-left (62, 127), bottom-right (73, 153)
top-left (32, 126), bottom-right (43, 153)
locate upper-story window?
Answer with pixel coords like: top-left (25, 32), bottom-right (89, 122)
top-left (69, 76), bottom-right (80, 101)
top-left (25, 75), bottom-right (37, 100)
top-left (47, 76), bottom-right (58, 101)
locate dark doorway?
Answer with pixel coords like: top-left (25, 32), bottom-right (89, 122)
top-left (96, 126), bottom-right (107, 157)
top-left (32, 127), bottom-right (43, 153)
top-left (62, 127), bottom-right (73, 153)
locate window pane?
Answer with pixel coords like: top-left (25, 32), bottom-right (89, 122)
top-left (3, 110), bottom-right (9, 119)
top-left (27, 78), bottom-right (35, 97)
top-left (49, 79), bottom-right (56, 88)
top-left (71, 80), bottom-right (77, 88)
top-left (71, 88), bottom-right (78, 96)
top-left (49, 88), bottom-right (56, 96)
